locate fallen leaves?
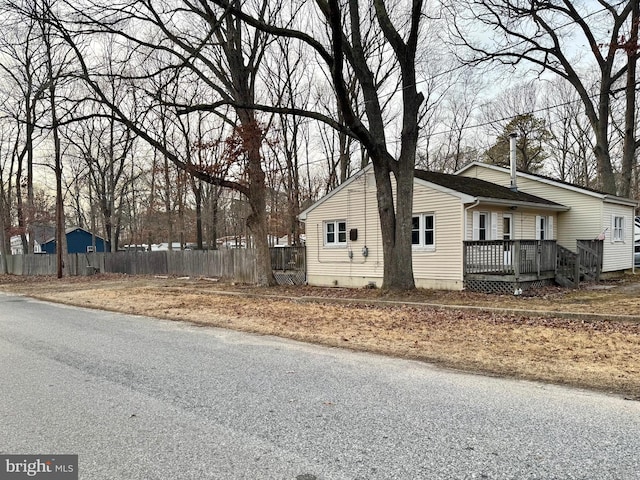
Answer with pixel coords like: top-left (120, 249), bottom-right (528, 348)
top-left (1, 273), bottom-right (640, 398)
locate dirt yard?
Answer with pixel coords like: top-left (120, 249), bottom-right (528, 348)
top-left (1, 273), bottom-right (640, 399)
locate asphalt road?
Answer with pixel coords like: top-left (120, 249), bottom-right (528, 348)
top-left (0, 292), bottom-right (639, 480)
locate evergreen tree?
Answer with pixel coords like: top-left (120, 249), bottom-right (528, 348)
top-left (485, 114), bottom-right (551, 173)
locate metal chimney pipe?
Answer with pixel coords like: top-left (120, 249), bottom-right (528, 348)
top-left (509, 132), bottom-right (518, 191)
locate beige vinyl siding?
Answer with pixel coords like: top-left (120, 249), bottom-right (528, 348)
top-left (411, 181), bottom-right (464, 284)
top-left (305, 171), bottom-right (384, 287)
top-left (460, 165), bottom-right (510, 187)
top-left (305, 170), bottom-right (466, 289)
top-left (464, 208), bottom-right (556, 240)
top-left (602, 202), bottom-right (634, 271)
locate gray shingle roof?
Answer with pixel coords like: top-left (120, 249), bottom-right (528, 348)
top-left (414, 170), bottom-right (565, 207)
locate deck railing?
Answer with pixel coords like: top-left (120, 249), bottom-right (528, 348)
top-left (463, 240), bottom-right (557, 276)
top-left (270, 246), bottom-right (306, 271)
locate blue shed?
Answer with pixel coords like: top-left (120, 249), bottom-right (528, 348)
top-left (41, 227), bottom-right (110, 254)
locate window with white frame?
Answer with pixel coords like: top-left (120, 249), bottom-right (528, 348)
top-left (478, 212), bottom-right (488, 240)
top-left (472, 211), bottom-right (497, 241)
top-left (535, 215), bottom-right (554, 240)
top-left (324, 220), bottom-right (347, 246)
top-left (612, 215), bottom-right (625, 242)
top-left (412, 214), bottom-right (435, 249)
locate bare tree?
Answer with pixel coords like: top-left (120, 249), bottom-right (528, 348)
top-left (263, 35), bottom-right (314, 245)
top-left (211, 0), bottom-right (427, 290)
top-left (420, 68), bottom-right (484, 173)
top-left (65, 106), bottom-right (137, 252)
top-left (47, 0), bottom-right (279, 285)
top-left (541, 78), bottom-right (597, 187)
top-left (0, 123), bottom-right (16, 270)
top-left (34, 0), bottom-right (76, 276)
top-left (447, 0), bottom-right (640, 196)
top-left (0, 3), bottom-right (50, 254)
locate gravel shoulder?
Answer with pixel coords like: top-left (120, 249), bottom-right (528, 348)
top-left (2, 273), bottom-right (640, 399)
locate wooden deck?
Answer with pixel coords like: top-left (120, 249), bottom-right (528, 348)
top-left (463, 240), bottom-right (557, 293)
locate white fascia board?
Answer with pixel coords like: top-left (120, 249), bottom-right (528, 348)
top-left (603, 195), bottom-right (639, 208)
top-left (454, 162), bottom-right (487, 175)
top-left (474, 197), bottom-right (570, 212)
top-left (298, 163), bottom-right (372, 221)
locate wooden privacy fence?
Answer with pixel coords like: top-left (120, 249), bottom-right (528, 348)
top-left (0, 248), bottom-right (296, 284)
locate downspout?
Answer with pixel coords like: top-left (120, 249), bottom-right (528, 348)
top-left (464, 200), bottom-right (481, 241)
top-left (463, 199), bottom-right (481, 284)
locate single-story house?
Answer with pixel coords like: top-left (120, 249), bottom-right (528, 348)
top-left (10, 225), bottom-right (56, 254)
top-left (41, 226), bottom-right (109, 254)
top-left (299, 163), bottom-right (637, 292)
top-left (457, 162), bottom-right (638, 274)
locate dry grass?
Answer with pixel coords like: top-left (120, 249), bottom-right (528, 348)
top-left (2, 273), bottom-right (640, 399)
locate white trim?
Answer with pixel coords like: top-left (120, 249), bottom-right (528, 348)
top-left (535, 215), bottom-right (553, 240)
top-left (491, 212), bottom-right (498, 240)
top-left (411, 213), bottom-right (436, 250)
top-left (472, 211), bottom-right (493, 241)
top-left (612, 215), bottom-right (625, 243)
top-left (502, 213), bottom-right (513, 240)
top-left (324, 220), bottom-right (347, 246)
top-left (472, 211), bottom-right (480, 240)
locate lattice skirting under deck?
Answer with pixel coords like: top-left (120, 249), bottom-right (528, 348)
top-left (464, 278), bottom-right (555, 295)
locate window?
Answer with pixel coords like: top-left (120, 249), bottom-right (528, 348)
top-left (612, 216), bottom-right (625, 242)
top-left (411, 214), bottom-right (435, 249)
top-left (472, 211), bottom-right (497, 241)
top-left (537, 216), bottom-right (547, 240)
top-left (325, 220), bottom-right (347, 246)
top-left (478, 213), bottom-right (488, 240)
top-left (535, 215), bottom-right (554, 240)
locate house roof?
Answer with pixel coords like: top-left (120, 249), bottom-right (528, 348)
top-left (299, 164), bottom-right (568, 221)
top-left (456, 162), bottom-right (639, 207)
top-left (41, 226), bottom-right (108, 245)
top-left (414, 170), bottom-right (568, 209)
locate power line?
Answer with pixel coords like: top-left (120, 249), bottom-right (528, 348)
top-left (370, 4), bottom-right (613, 102)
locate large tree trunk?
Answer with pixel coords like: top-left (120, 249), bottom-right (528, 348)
top-left (588, 83), bottom-right (618, 195)
top-left (238, 113), bottom-right (275, 286)
top-left (620, 0), bottom-right (639, 198)
top-left (373, 163), bottom-right (415, 290)
top-left (194, 182), bottom-right (203, 250)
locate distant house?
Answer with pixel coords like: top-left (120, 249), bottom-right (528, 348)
top-left (10, 225), bottom-right (56, 254)
top-left (40, 227), bottom-right (109, 254)
top-left (151, 242), bottom-right (186, 251)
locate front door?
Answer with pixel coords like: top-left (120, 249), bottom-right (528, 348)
top-left (503, 214), bottom-right (513, 265)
